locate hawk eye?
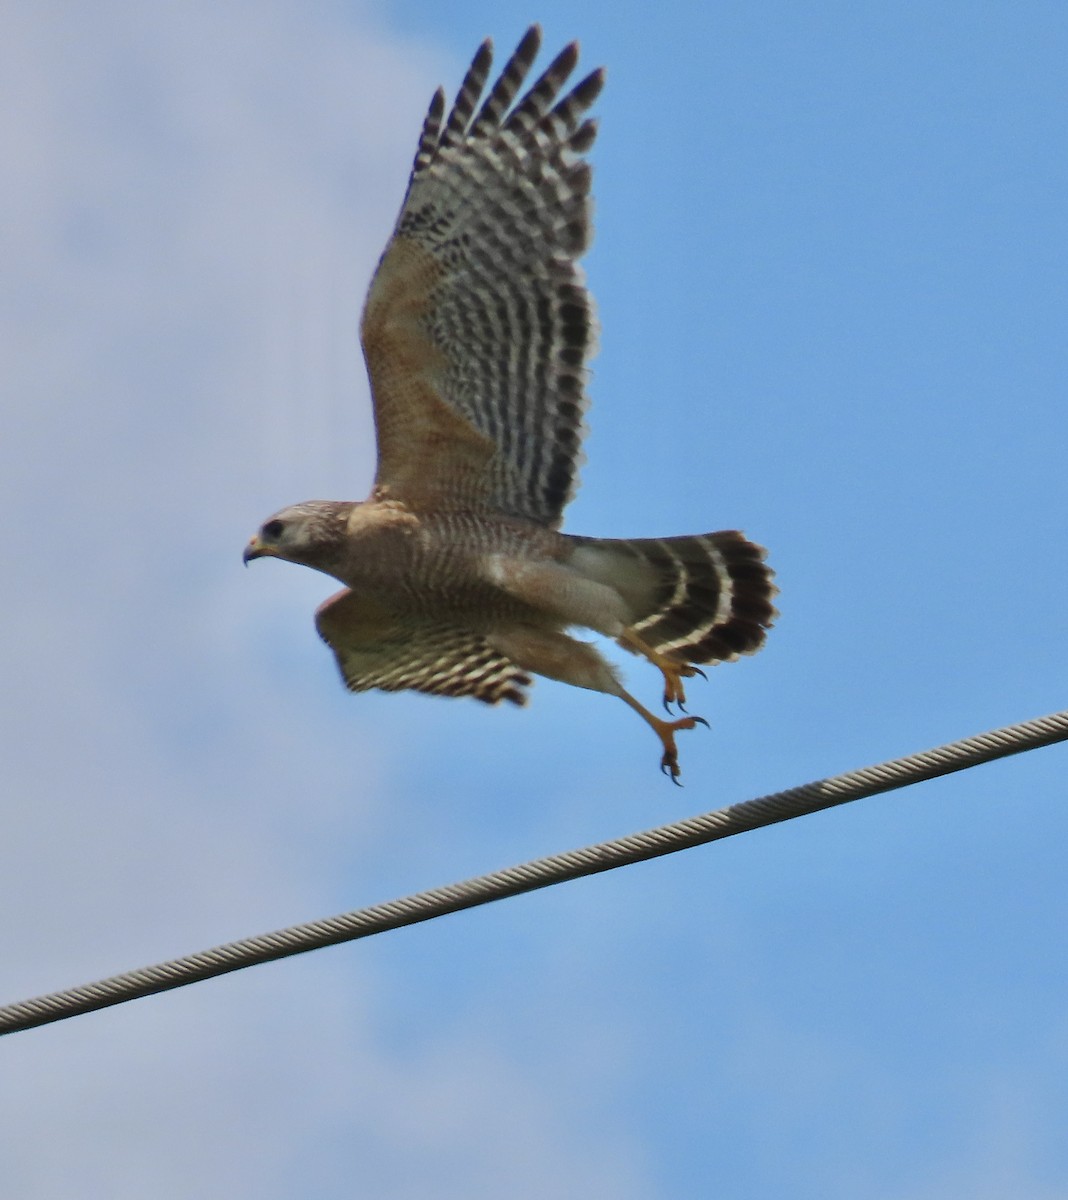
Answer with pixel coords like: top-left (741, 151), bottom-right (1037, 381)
top-left (262, 519), bottom-right (285, 540)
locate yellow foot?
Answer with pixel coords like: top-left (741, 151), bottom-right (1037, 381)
top-left (651, 713), bottom-right (710, 785)
top-left (619, 629), bottom-right (706, 711)
top-left (658, 660), bottom-right (707, 713)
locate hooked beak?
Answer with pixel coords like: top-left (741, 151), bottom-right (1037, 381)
top-left (243, 535), bottom-right (267, 566)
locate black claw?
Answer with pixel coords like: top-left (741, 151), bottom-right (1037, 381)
top-left (662, 696), bottom-right (673, 714)
top-left (677, 699), bottom-right (689, 714)
top-left (692, 716), bottom-right (710, 730)
top-left (692, 666), bottom-right (707, 682)
top-left (661, 759), bottom-right (683, 785)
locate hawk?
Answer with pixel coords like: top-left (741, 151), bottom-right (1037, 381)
top-left (244, 27), bottom-right (776, 781)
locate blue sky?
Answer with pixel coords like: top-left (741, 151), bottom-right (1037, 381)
top-left (3, 2), bottom-right (1067, 1196)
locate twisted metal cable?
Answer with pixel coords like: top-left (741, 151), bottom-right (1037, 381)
top-left (3, 708), bottom-right (1067, 1037)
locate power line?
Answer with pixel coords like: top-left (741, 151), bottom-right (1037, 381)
top-left (3, 708), bottom-right (1067, 1037)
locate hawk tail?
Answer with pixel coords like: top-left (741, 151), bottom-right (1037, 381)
top-left (571, 531), bottom-right (777, 665)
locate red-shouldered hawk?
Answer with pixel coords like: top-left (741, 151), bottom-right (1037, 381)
top-left (244, 27), bottom-right (776, 781)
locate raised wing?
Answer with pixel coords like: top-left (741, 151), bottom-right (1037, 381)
top-left (361, 26), bottom-right (603, 527)
top-left (315, 590), bottom-right (531, 705)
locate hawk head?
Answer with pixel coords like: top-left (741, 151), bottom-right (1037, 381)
top-left (243, 501), bottom-right (353, 573)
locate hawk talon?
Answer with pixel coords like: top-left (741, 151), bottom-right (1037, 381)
top-left (660, 756), bottom-right (684, 786)
top-left (659, 662), bottom-right (703, 711)
top-left (647, 712), bottom-right (706, 784)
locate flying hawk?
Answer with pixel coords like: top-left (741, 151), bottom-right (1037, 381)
top-left (244, 27), bottom-right (776, 781)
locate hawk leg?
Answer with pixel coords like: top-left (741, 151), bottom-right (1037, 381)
top-left (619, 629), bottom-right (705, 712)
top-left (488, 626), bottom-right (707, 783)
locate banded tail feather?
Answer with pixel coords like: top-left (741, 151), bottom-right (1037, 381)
top-left (570, 530), bottom-right (777, 665)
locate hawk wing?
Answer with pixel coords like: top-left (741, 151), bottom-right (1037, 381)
top-left (315, 590), bottom-right (531, 705)
top-left (361, 26), bottom-right (602, 528)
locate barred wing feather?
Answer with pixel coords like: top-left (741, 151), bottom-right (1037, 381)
top-left (361, 25), bottom-right (602, 527)
top-left (316, 590), bottom-right (531, 705)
